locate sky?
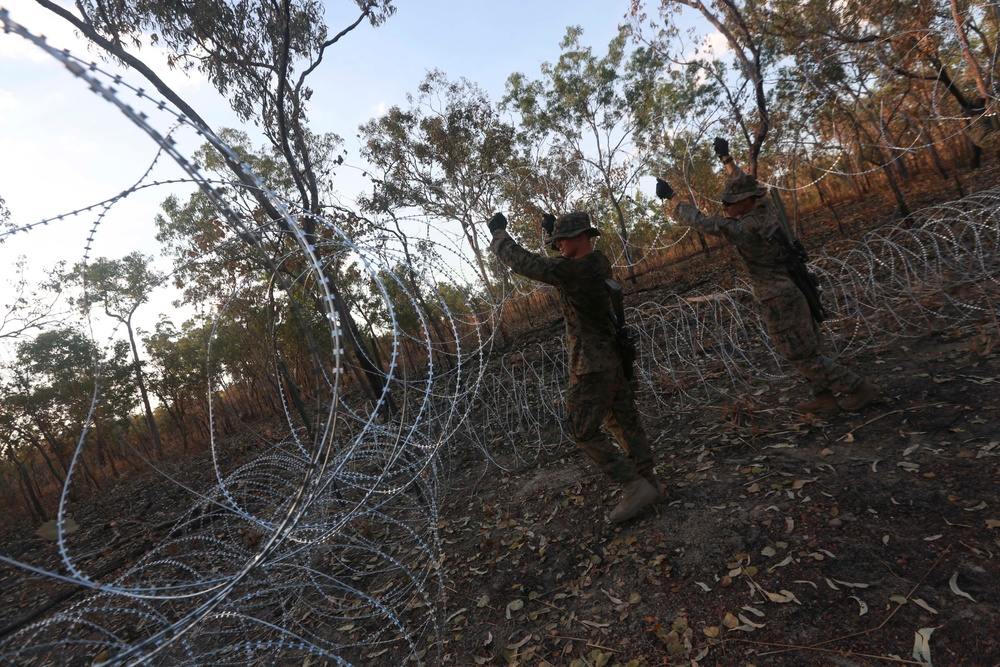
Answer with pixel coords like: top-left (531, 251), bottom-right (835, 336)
top-left (0, 0), bottom-right (689, 350)
top-left (0, 0), bottom-right (632, 250)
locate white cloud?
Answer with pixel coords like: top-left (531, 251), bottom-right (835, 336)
top-left (374, 101), bottom-right (387, 116)
top-left (702, 31), bottom-right (731, 58)
top-left (0, 87), bottom-right (15, 113)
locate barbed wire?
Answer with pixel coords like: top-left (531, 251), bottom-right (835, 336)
top-left (1, 7), bottom-right (1000, 667)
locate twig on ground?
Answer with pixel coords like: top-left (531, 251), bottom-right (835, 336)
top-left (838, 402), bottom-right (949, 441)
top-left (728, 545), bottom-right (951, 661)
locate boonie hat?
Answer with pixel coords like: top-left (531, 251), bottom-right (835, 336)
top-left (546, 212), bottom-right (600, 250)
top-left (719, 172), bottom-right (768, 204)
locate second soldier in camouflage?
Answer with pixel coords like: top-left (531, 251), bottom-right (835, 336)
top-left (655, 138), bottom-right (881, 417)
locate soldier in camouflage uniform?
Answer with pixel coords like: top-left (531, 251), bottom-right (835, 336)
top-left (487, 210), bottom-right (663, 523)
top-left (654, 138), bottom-right (880, 416)
top-left (966, 102), bottom-right (1000, 151)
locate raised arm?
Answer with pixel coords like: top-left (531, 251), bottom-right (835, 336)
top-left (487, 212), bottom-right (565, 285)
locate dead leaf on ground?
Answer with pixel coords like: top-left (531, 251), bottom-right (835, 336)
top-left (913, 626), bottom-right (939, 666)
top-left (948, 573), bottom-right (976, 602)
top-left (35, 516), bottom-right (80, 541)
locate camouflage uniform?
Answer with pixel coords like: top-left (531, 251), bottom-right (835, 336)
top-left (489, 226), bottom-right (655, 484)
top-left (670, 168), bottom-right (862, 397)
top-left (966, 113), bottom-right (1000, 151)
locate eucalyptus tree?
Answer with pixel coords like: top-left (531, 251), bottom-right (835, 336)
top-left (36, 0), bottom-right (400, 410)
top-left (504, 27), bottom-right (666, 281)
top-left (0, 258), bottom-right (66, 341)
top-left (69, 253), bottom-right (166, 458)
top-left (627, 0), bottom-right (790, 176)
top-left (358, 69), bottom-right (518, 298)
top-left (143, 317), bottom-right (214, 451)
top-left (8, 328), bottom-right (133, 488)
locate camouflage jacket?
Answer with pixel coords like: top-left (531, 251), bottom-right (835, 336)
top-left (672, 194), bottom-right (798, 302)
top-left (966, 114), bottom-right (1000, 151)
top-left (489, 229), bottom-right (621, 375)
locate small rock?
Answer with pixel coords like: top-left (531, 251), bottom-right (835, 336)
top-left (828, 518), bottom-right (843, 528)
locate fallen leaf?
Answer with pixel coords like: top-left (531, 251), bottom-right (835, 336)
top-left (986, 520), bottom-right (1000, 530)
top-left (336, 622), bottom-right (355, 632)
top-left (767, 555), bottom-right (793, 572)
top-left (832, 578), bottom-right (869, 589)
top-left (741, 605), bottom-right (765, 617)
top-left (763, 589), bottom-right (799, 604)
top-left (695, 581), bottom-right (712, 592)
top-left (849, 595), bottom-right (868, 616)
top-left (890, 594), bottom-right (909, 605)
top-left (965, 501), bottom-right (988, 512)
top-left (913, 626), bottom-right (938, 666)
top-left (506, 634), bottom-right (532, 650)
top-left (703, 626), bottom-right (720, 638)
top-left (761, 546), bottom-right (776, 557)
top-left (581, 620), bottom-right (609, 628)
top-left (35, 516), bottom-right (80, 541)
top-left (948, 573), bottom-right (976, 602)
top-left (721, 612), bottom-right (739, 629)
top-left (737, 613), bottom-right (765, 628)
top-left (601, 589), bottom-right (623, 605)
top-left (505, 599), bottom-right (524, 619)
top-left (913, 598), bottom-right (938, 615)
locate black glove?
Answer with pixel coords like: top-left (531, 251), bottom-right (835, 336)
top-left (655, 178), bottom-right (675, 201)
top-left (713, 137), bottom-right (730, 158)
top-left (540, 213), bottom-right (556, 235)
top-left (487, 212), bottom-right (507, 233)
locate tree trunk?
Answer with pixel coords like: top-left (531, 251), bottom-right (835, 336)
top-left (125, 318), bottom-right (164, 459)
top-left (610, 196), bottom-right (637, 284)
top-left (880, 162), bottom-right (910, 219)
top-left (7, 449), bottom-right (47, 521)
top-left (811, 176), bottom-right (846, 238)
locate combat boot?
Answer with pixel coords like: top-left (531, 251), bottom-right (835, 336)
top-left (795, 390), bottom-right (840, 417)
top-left (643, 474), bottom-right (668, 503)
top-left (609, 477), bottom-right (659, 524)
top-left (840, 379), bottom-right (881, 412)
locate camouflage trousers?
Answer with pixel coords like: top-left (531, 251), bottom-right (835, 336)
top-left (759, 287), bottom-right (860, 395)
top-left (565, 366), bottom-right (654, 484)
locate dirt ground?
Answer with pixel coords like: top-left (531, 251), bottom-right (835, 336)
top-left (433, 166), bottom-right (1000, 667)
top-left (3, 164), bottom-right (1000, 666)
top-left (439, 317), bottom-right (1000, 666)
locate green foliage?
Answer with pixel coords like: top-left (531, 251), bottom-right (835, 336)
top-left (503, 26), bottom-right (680, 275)
top-left (74, 0), bottom-right (395, 122)
top-left (70, 252), bottom-right (164, 323)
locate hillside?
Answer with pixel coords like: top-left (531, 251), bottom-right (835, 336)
top-left (3, 162), bottom-right (1000, 666)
